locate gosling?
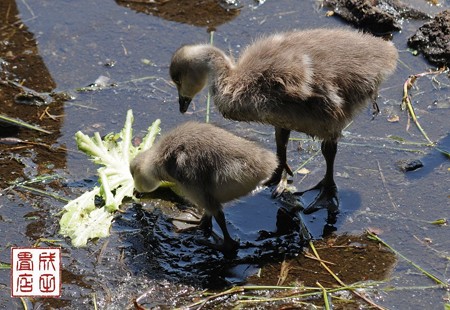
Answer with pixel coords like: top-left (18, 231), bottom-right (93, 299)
top-left (169, 28), bottom-right (398, 214)
top-left (130, 121), bottom-right (278, 255)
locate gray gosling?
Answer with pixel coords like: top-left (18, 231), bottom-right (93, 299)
top-left (169, 28), bottom-right (398, 214)
top-left (130, 121), bottom-right (278, 255)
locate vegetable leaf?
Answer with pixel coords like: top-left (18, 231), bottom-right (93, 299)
top-left (59, 109), bottom-right (161, 247)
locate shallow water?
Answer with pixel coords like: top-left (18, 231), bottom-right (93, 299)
top-left (0, 0), bottom-right (449, 309)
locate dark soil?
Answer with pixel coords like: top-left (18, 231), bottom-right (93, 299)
top-left (324, 0), bottom-right (429, 34)
top-left (408, 9), bottom-right (450, 67)
top-left (243, 234), bottom-right (397, 309)
top-left (248, 234), bottom-right (396, 287)
top-left (0, 0), bottom-right (67, 189)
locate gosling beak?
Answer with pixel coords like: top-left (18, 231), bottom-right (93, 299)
top-left (179, 96), bottom-right (192, 114)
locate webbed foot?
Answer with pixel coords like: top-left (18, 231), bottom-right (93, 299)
top-left (265, 163), bottom-right (293, 198)
top-left (295, 180), bottom-right (339, 214)
top-left (170, 213), bottom-right (212, 236)
top-left (264, 162), bottom-right (293, 186)
top-left (271, 170), bottom-right (288, 198)
top-left (197, 237), bottom-right (239, 258)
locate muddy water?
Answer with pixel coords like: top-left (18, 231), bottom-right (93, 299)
top-left (0, 0), bottom-right (449, 309)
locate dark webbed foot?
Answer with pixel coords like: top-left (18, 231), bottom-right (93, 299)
top-left (177, 206), bottom-right (239, 257)
top-left (264, 162), bottom-right (293, 187)
top-left (295, 139), bottom-right (340, 214)
top-left (170, 213), bottom-right (212, 236)
top-left (197, 237), bottom-right (239, 258)
top-left (270, 170), bottom-right (289, 198)
top-left (220, 238), bottom-right (239, 258)
top-left (171, 207), bottom-right (238, 257)
top-left (265, 162), bottom-right (293, 198)
top-left (294, 180), bottom-right (339, 214)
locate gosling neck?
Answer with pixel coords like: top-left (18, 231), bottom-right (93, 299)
top-left (199, 45), bottom-right (234, 88)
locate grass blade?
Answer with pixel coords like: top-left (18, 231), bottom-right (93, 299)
top-left (366, 231), bottom-right (447, 287)
top-left (0, 113), bottom-right (52, 134)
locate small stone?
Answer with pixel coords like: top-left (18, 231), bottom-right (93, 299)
top-left (396, 159), bottom-right (424, 172)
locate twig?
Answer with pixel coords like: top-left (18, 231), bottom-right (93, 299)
top-left (2, 174), bottom-right (61, 193)
top-left (174, 286), bottom-right (244, 310)
top-left (0, 137), bottom-right (67, 152)
top-left (309, 241), bottom-right (386, 310)
top-left (0, 113), bottom-right (52, 134)
top-left (339, 141), bottom-right (424, 153)
top-left (277, 260), bottom-right (293, 285)
top-left (382, 284), bottom-right (443, 292)
top-left (435, 147), bottom-right (450, 158)
top-left (20, 297), bottom-right (28, 310)
top-left (237, 282), bottom-right (384, 304)
top-left (401, 67), bottom-right (447, 145)
top-left (39, 106), bottom-right (65, 121)
top-left (92, 293), bottom-right (98, 310)
top-left (376, 160), bottom-right (397, 209)
top-left (75, 76), bottom-right (159, 92)
top-left (304, 252), bottom-right (336, 265)
top-left (317, 281), bottom-right (332, 310)
top-left (97, 239), bottom-right (110, 264)
top-left (15, 184), bottom-right (69, 203)
top-left (21, 0), bottom-right (35, 17)
top-left (412, 235), bottom-right (450, 260)
top-left (33, 238), bottom-right (62, 247)
top-left (177, 281), bottom-right (444, 309)
top-left (290, 137), bottom-right (425, 154)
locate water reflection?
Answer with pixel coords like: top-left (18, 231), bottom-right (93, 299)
top-left (115, 0), bottom-right (240, 31)
top-left (0, 0), bottom-right (66, 188)
top-left (0, 0), bottom-right (67, 306)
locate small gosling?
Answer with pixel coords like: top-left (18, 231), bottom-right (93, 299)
top-left (169, 28), bottom-right (398, 214)
top-left (130, 121), bottom-right (278, 255)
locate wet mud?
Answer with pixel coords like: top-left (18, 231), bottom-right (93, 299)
top-left (0, 0), bottom-right (67, 189)
top-left (408, 9), bottom-right (450, 67)
top-left (324, 0), bottom-right (430, 34)
top-left (117, 189), bottom-right (309, 288)
top-left (120, 202), bottom-right (397, 309)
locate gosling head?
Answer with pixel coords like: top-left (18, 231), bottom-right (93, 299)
top-left (170, 45), bottom-right (211, 113)
top-left (129, 151), bottom-right (160, 193)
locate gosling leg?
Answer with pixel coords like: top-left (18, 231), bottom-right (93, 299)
top-left (196, 199), bottom-right (239, 256)
top-left (198, 214), bottom-right (213, 235)
top-left (267, 127), bottom-right (294, 197)
top-left (297, 139), bottom-right (340, 214)
top-left (213, 209), bottom-right (239, 255)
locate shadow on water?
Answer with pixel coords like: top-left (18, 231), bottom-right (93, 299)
top-left (300, 189), bottom-right (362, 239)
top-left (115, 188), bottom-right (310, 289)
top-left (114, 186), bottom-right (362, 288)
top-left (115, 188), bottom-right (397, 309)
top-left (403, 133), bottom-right (450, 180)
